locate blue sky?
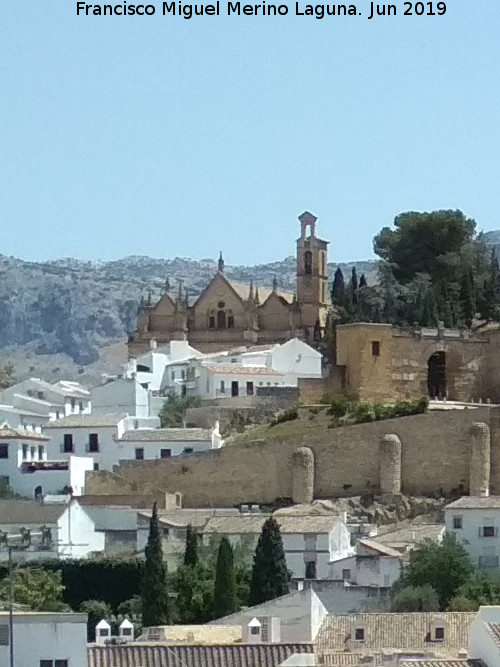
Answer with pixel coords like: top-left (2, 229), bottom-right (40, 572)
top-left (1, 0), bottom-right (499, 264)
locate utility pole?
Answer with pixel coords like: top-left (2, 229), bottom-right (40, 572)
top-left (8, 546), bottom-right (14, 667)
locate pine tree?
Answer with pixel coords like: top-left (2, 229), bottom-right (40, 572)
top-left (141, 503), bottom-right (170, 627)
top-left (249, 517), bottom-right (289, 606)
top-left (331, 267), bottom-right (345, 304)
top-left (213, 537), bottom-right (238, 619)
top-left (184, 524), bottom-right (198, 567)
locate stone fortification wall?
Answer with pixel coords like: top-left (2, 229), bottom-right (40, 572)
top-left (86, 407), bottom-right (494, 507)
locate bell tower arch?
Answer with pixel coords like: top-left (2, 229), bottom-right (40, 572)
top-left (296, 211), bottom-right (330, 337)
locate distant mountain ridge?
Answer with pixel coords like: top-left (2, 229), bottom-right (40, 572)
top-left (2, 233), bottom-right (497, 383)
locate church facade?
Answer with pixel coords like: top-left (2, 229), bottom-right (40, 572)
top-left (128, 211), bottom-right (331, 356)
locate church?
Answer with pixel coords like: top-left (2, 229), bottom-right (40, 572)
top-left (127, 211), bottom-right (331, 356)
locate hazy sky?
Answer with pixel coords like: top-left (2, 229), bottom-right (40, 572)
top-left (1, 0), bottom-right (499, 264)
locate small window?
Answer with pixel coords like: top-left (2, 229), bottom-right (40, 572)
top-left (220, 380), bottom-right (225, 394)
top-left (453, 516), bottom-right (463, 530)
top-left (305, 561), bottom-right (317, 579)
top-left (434, 626), bottom-right (445, 641)
top-left (63, 434), bottom-right (74, 453)
top-left (98, 628), bottom-right (110, 637)
top-left (342, 569), bottom-right (351, 580)
top-left (79, 401), bottom-right (83, 413)
top-left (483, 526), bottom-right (496, 537)
top-left (0, 624), bottom-right (8, 645)
top-left (0, 445), bottom-right (8, 460)
top-left (122, 627), bottom-right (133, 636)
top-left (184, 447), bottom-right (194, 454)
top-left (160, 449), bottom-right (172, 459)
top-left (135, 448), bottom-right (144, 460)
top-left (171, 371), bottom-right (176, 380)
top-left (38, 445), bottom-right (44, 460)
top-left (304, 250), bottom-right (312, 275)
top-left (88, 433), bottom-right (99, 453)
top-left (372, 341), bottom-right (381, 357)
top-left (228, 316), bottom-right (234, 329)
top-left (209, 316), bottom-right (215, 329)
top-left (70, 398), bottom-right (76, 410)
top-left (93, 463), bottom-right (99, 471)
top-left (250, 626), bottom-right (260, 636)
top-left (246, 381), bottom-right (254, 396)
top-left (354, 628), bottom-right (365, 641)
top-left (40, 661), bottom-right (53, 667)
top-left (55, 662), bottom-right (69, 667)
top-left (22, 443), bottom-right (28, 460)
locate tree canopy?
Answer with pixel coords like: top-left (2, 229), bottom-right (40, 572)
top-left (213, 537), bottom-right (238, 619)
top-left (0, 568), bottom-right (67, 611)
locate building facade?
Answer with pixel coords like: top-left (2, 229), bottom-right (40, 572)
top-left (445, 496), bottom-right (500, 570)
top-left (128, 212), bottom-right (331, 356)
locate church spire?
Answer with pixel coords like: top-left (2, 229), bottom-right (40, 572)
top-left (249, 279), bottom-right (254, 302)
top-left (176, 279), bottom-right (184, 305)
top-left (272, 275), bottom-right (278, 292)
top-left (218, 251), bottom-right (225, 273)
top-left (165, 276), bottom-right (171, 292)
top-left (255, 285), bottom-right (260, 305)
top-left (147, 290), bottom-right (152, 307)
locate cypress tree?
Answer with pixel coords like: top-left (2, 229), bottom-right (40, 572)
top-left (331, 267), bottom-right (345, 304)
top-left (421, 288), bottom-right (438, 327)
top-left (351, 267), bottom-right (359, 305)
top-left (460, 270), bottom-right (475, 328)
top-left (213, 537), bottom-right (238, 619)
top-left (184, 524), bottom-right (198, 567)
top-left (359, 273), bottom-right (367, 288)
top-left (249, 517), bottom-right (289, 606)
top-left (141, 503), bottom-right (170, 627)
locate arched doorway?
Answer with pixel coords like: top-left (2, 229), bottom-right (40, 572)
top-left (427, 351), bottom-right (447, 399)
top-left (34, 485), bottom-right (42, 499)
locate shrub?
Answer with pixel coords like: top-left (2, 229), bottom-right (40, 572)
top-left (269, 408), bottom-right (298, 427)
top-left (327, 395), bottom-right (350, 418)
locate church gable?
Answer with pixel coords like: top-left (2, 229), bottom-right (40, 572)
top-left (191, 273), bottom-right (248, 331)
top-left (153, 292), bottom-right (176, 316)
top-left (258, 291), bottom-right (292, 330)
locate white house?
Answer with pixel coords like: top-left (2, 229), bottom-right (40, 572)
top-left (0, 498), bottom-right (104, 561)
top-left (469, 605), bottom-right (500, 666)
top-left (0, 423), bottom-right (93, 498)
top-left (198, 365), bottom-right (286, 399)
top-left (43, 413), bottom-right (221, 470)
top-left (124, 339), bottom-right (202, 389)
top-left (445, 496), bottom-right (500, 570)
top-left (91, 377), bottom-right (150, 418)
top-left (329, 537), bottom-right (402, 588)
top-left (0, 611), bottom-right (88, 667)
top-left (0, 403), bottom-right (48, 432)
top-left (202, 513), bottom-right (353, 580)
top-left (2, 378), bottom-right (91, 421)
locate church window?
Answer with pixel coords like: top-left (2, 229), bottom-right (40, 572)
top-left (228, 316), bottom-right (234, 329)
top-left (304, 251), bottom-right (312, 275)
top-left (209, 316), bottom-right (215, 329)
top-left (217, 310), bottom-right (226, 329)
top-left (321, 282), bottom-right (325, 302)
top-left (218, 301), bottom-right (225, 309)
top-left (320, 252), bottom-right (326, 276)
top-left (372, 341), bottom-right (381, 357)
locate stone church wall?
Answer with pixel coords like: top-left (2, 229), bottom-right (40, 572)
top-left (86, 407), bottom-right (493, 507)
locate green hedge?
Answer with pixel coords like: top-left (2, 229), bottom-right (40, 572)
top-left (0, 557), bottom-right (143, 612)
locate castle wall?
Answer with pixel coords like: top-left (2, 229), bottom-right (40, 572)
top-left (335, 323), bottom-right (489, 402)
top-left (86, 407), bottom-right (493, 506)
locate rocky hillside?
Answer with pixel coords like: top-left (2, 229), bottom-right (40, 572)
top-left (0, 253), bottom-right (377, 384)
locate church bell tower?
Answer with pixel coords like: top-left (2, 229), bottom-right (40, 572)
top-left (296, 211), bottom-right (330, 335)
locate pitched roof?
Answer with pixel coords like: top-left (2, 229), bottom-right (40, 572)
top-left (119, 428), bottom-right (212, 442)
top-left (374, 524), bottom-right (444, 550)
top-left (0, 500), bottom-right (66, 525)
top-left (83, 507), bottom-right (138, 531)
top-left (357, 538), bottom-right (404, 559)
top-left (204, 366), bottom-right (281, 376)
top-left (45, 413), bottom-right (126, 428)
top-left (88, 643), bottom-right (313, 667)
top-left (228, 280), bottom-right (294, 306)
top-left (138, 508), bottom-right (240, 530)
top-left (203, 514), bottom-right (341, 535)
top-left (445, 496), bottom-right (500, 510)
top-left (0, 423), bottom-right (48, 441)
top-left (316, 612), bottom-right (474, 656)
top-left (399, 662), bottom-right (484, 667)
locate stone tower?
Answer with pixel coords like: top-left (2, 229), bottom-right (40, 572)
top-left (296, 211), bottom-right (330, 338)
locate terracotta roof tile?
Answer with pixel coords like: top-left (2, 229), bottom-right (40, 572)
top-left (0, 424), bottom-right (48, 441)
top-left (446, 496), bottom-right (500, 509)
top-left (204, 366), bottom-right (281, 376)
top-left (119, 428), bottom-right (212, 442)
top-left (88, 643), bottom-right (313, 667)
top-left (316, 612), bottom-right (474, 657)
